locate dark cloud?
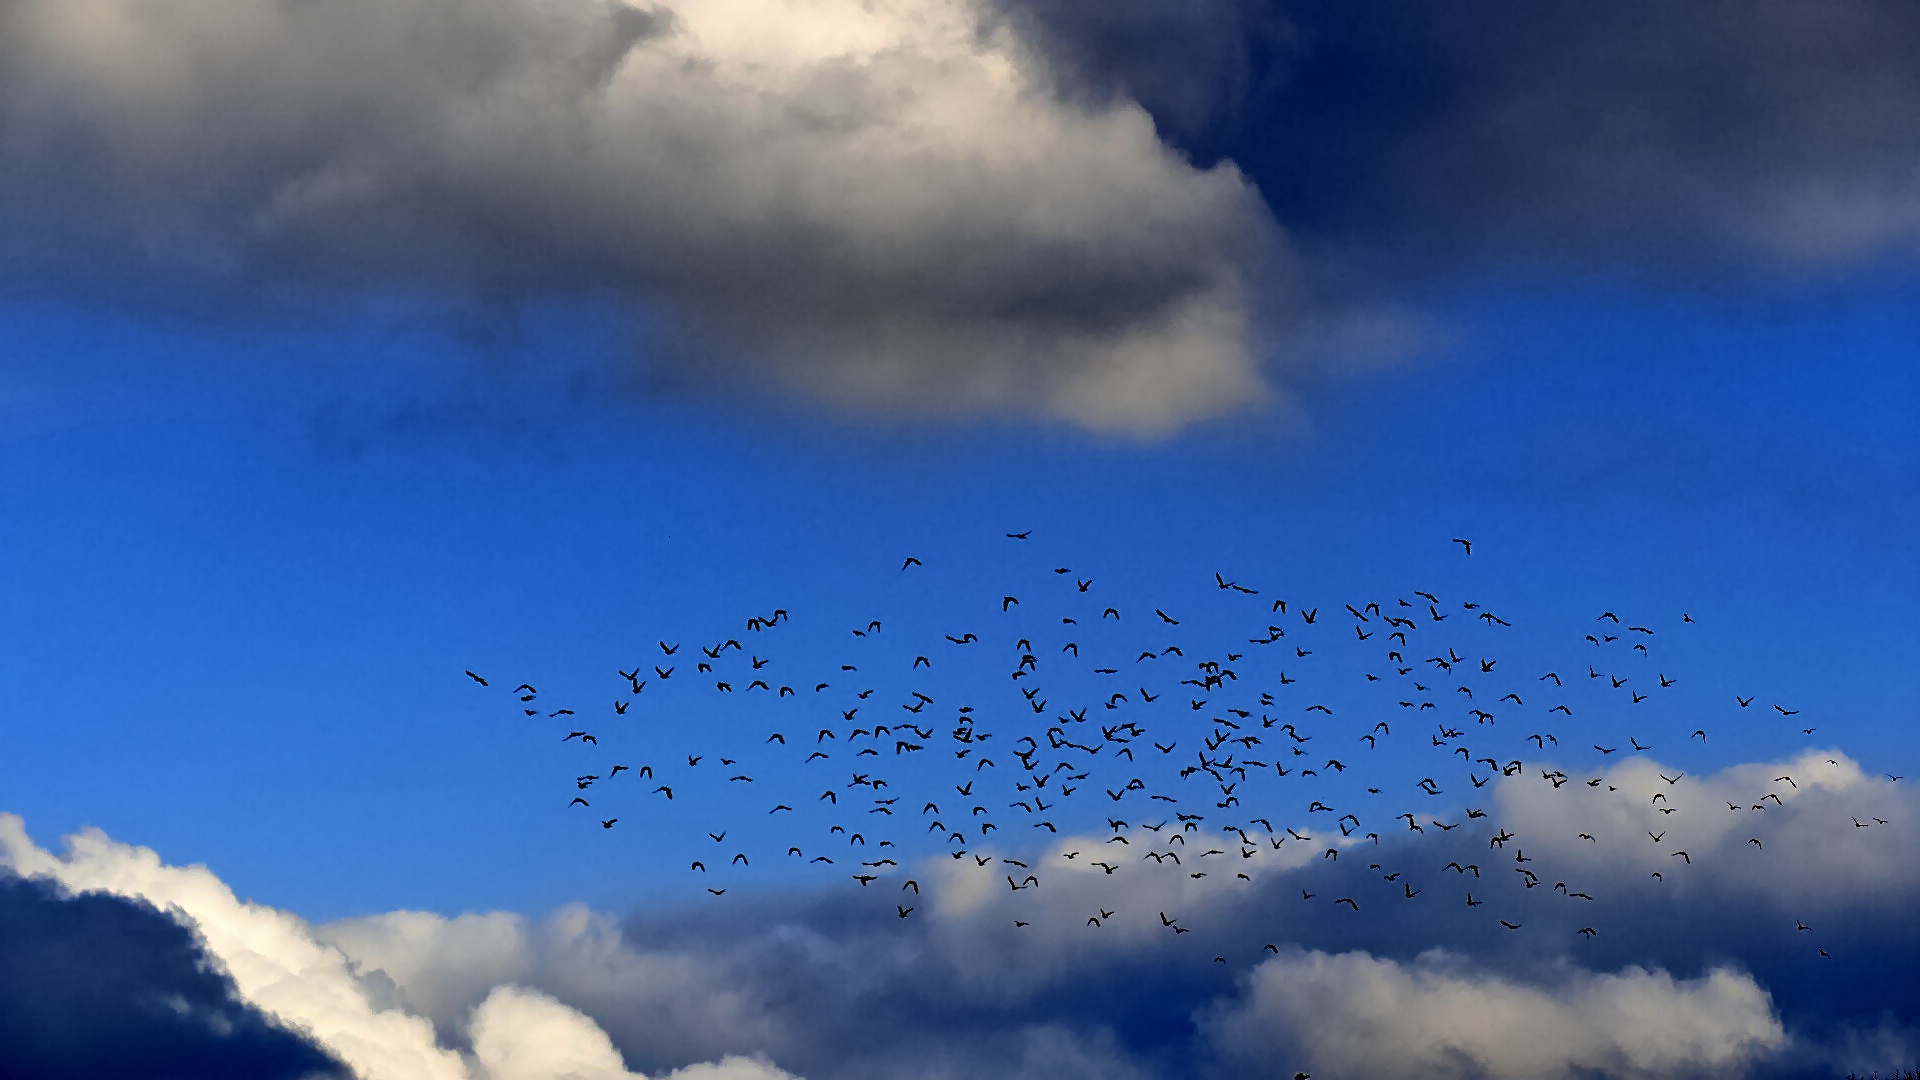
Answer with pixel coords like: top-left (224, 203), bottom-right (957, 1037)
top-left (986, 0), bottom-right (1296, 142)
top-left (1018, 0), bottom-right (1920, 284)
top-left (0, 872), bottom-right (347, 1080)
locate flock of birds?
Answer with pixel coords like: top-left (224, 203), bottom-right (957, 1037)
top-left (466, 535), bottom-right (1894, 965)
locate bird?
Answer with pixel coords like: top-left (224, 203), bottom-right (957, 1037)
top-left (1452, 538), bottom-right (1473, 554)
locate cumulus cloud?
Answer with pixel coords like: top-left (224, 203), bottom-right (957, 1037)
top-left (0, 814), bottom-right (798, 1080)
top-left (2, 746), bottom-right (1916, 1080)
top-left (468, 985), bottom-right (788, 1080)
top-left (315, 905), bottom-right (789, 1073)
top-left (1485, 750), bottom-right (1920, 910)
top-left (306, 754), bottom-right (1920, 1079)
top-left (0, 871), bottom-right (346, 1080)
top-left (6, 1), bottom-right (1918, 437)
top-left (1206, 948), bottom-right (1785, 1080)
top-left (8, 1), bottom-right (1914, 434)
top-left (0, 0), bottom-right (1278, 435)
top-left (0, 814), bottom-right (469, 1080)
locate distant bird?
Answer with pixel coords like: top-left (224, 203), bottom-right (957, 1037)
top-left (464, 670), bottom-right (488, 686)
top-left (1452, 538), bottom-right (1473, 554)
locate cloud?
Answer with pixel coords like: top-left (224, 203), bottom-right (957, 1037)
top-left (1, 747), bottom-right (1915, 1080)
top-left (0, 813), bottom-right (800, 1080)
top-left (0, 0), bottom-right (1278, 435)
top-left (309, 757), bottom-right (1920, 1079)
top-left (0, 871), bottom-right (347, 1080)
top-left (314, 905), bottom-right (790, 1074)
top-left (9, 2), bottom-right (1913, 436)
top-left (1205, 948), bottom-right (1785, 1080)
top-left (1031, 1), bottom-right (1920, 279)
top-left (468, 985), bottom-right (789, 1080)
top-left (1484, 750), bottom-right (1920, 908)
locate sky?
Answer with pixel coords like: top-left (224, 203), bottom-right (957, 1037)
top-left (1, 2), bottom-right (1917, 1079)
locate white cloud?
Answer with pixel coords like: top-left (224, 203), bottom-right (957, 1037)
top-left (0, 0), bottom-right (1280, 435)
top-left (0, 814), bottom-right (469, 1080)
top-left (0, 813), bottom-right (799, 1080)
top-left (468, 985), bottom-right (791, 1080)
top-left (1205, 948), bottom-right (1787, 1080)
top-left (317, 904), bottom-right (788, 1071)
top-left (471, 986), bottom-right (644, 1080)
top-left (1483, 750), bottom-right (1919, 910)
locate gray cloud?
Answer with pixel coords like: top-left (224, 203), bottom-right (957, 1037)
top-left (8, 1), bottom-right (1914, 435)
top-left (0, 0), bottom-right (1278, 435)
top-left (1019, 1), bottom-right (1920, 281)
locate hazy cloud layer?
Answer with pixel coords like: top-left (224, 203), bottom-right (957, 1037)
top-left (2, 747), bottom-right (1915, 1079)
top-left (0, 0), bottom-right (1274, 435)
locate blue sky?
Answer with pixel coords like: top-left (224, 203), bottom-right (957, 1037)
top-left (2, 3), bottom-right (1918, 1079)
